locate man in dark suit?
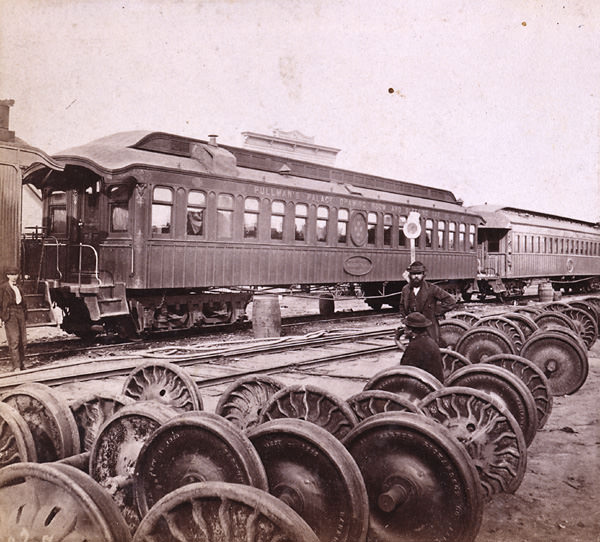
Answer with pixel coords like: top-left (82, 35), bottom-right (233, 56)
top-left (399, 261), bottom-right (456, 345)
top-left (400, 312), bottom-right (444, 382)
top-left (0, 266), bottom-right (27, 371)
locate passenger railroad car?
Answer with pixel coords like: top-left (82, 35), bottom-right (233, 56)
top-left (22, 131), bottom-right (480, 338)
top-left (471, 205), bottom-right (600, 298)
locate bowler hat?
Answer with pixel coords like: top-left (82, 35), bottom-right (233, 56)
top-left (405, 312), bottom-right (432, 328)
top-left (406, 261), bottom-right (426, 273)
top-left (4, 266), bottom-right (19, 275)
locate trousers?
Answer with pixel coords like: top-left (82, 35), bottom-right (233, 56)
top-left (4, 306), bottom-right (26, 370)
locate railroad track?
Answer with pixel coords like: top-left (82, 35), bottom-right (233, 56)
top-left (1, 290), bottom-right (591, 365)
top-left (0, 307), bottom-right (397, 366)
top-left (0, 326), bottom-right (400, 393)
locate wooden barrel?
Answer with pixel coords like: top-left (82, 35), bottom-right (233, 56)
top-left (538, 283), bottom-right (554, 303)
top-left (252, 296), bottom-right (281, 338)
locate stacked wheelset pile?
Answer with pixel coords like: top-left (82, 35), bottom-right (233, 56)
top-left (0, 291), bottom-right (596, 542)
top-left (0, 361), bottom-right (480, 541)
top-left (0, 362), bottom-right (366, 542)
top-left (439, 296), bottom-right (600, 396)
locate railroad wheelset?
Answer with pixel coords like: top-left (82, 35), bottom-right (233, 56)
top-left (1, 382), bottom-right (80, 462)
top-left (445, 364), bottom-right (538, 446)
top-left (482, 353), bottom-right (553, 429)
top-left (89, 401), bottom-right (181, 533)
top-left (448, 311), bottom-right (480, 327)
top-left (70, 391), bottom-right (134, 452)
top-left (541, 302), bottom-right (598, 349)
top-left (520, 328), bottom-right (589, 395)
top-left (215, 374), bottom-right (283, 431)
top-left (343, 411), bottom-right (484, 542)
top-left (133, 481), bottom-right (320, 542)
top-left (0, 402), bottom-right (37, 467)
top-left (257, 384), bottom-right (359, 440)
top-left (438, 318), bottom-right (471, 349)
top-left (133, 411), bottom-right (269, 517)
top-left (503, 311), bottom-right (539, 340)
top-left (418, 386), bottom-right (528, 499)
top-left (122, 359), bottom-right (204, 411)
top-left (363, 365), bottom-right (443, 403)
top-left (0, 462), bottom-right (131, 542)
top-left (474, 316), bottom-right (527, 353)
top-left (439, 348), bottom-right (472, 381)
top-left (247, 418), bottom-right (369, 542)
top-left (455, 326), bottom-right (516, 362)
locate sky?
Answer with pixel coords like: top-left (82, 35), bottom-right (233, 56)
top-left (1, 0), bottom-right (599, 222)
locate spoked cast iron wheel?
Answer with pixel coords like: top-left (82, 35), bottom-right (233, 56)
top-left (419, 386), bottom-right (528, 499)
top-left (0, 462), bottom-right (131, 542)
top-left (133, 481), bottom-right (319, 542)
top-left (122, 360), bottom-right (203, 412)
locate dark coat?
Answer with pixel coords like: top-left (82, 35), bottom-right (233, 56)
top-left (0, 281), bottom-right (27, 322)
top-left (399, 280), bottom-right (456, 344)
top-left (400, 332), bottom-right (444, 382)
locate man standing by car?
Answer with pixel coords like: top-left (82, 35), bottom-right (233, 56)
top-left (0, 266), bottom-right (27, 371)
top-left (399, 261), bottom-right (456, 345)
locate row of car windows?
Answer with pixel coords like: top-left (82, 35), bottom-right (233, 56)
top-left (151, 188), bottom-right (476, 250)
top-left (47, 187), bottom-right (476, 251)
top-left (515, 234), bottom-right (600, 256)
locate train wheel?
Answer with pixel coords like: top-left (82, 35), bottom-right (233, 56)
top-left (343, 412), bottom-right (484, 542)
top-left (133, 481), bottom-right (320, 542)
top-left (215, 375), bottom-right (283, 431)
top-left (483, 354), bottom-right (553, 430)
top-left (450, 311), bottom-right (480, 326)
top-left (70, 392), bottom-right (134, 452)
top-left (531, 324), bottom-right (587, 353)
top-left (439, 318), bottom-right (470, 349)
top-left (248, 418), bottom-right (369, 542)
top-left (419, 386), bottom-right (527, 498)
top-left (583, 296), bottom-right (600, 324)
top-left (0, 462), bottom-right (131, 542)
top-left (445, 365), bottom-right (538, 447)
top-left (347, 390), bottom-right (422, 422)
top-left (258, 384), bottom-right (359, 440)
top-left (439, 348), bottom-right (472, 381)
top-left (1, 383), bottom-right (80, 462)
top-left (521, 330), bottom-right (589, 395)
top-left (122, 360), bottom-right (203, 411)
top-left (534, 310), bottom-right (577, 332)
top-left (474, 316), bottom-right (526, 353)
top-left (0, 402), bottom-right (37, 466)
top-left (363, 366), bottom-right (443, 404)
top-left (557, 307), bottom-right (598, 349)
top-left (455, 326), bottom-right (516, 363)
top-left (134, 411), bottom-right (268, 517)
top-left (513, 306), bottom-right (542, 317)
top-left (89, 402), bottom-right (179, 533)
top-left (503, 311), bottom-right (539, 340)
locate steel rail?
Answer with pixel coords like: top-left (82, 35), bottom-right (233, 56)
top-left (0, 327), bottom-right (398, 392)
